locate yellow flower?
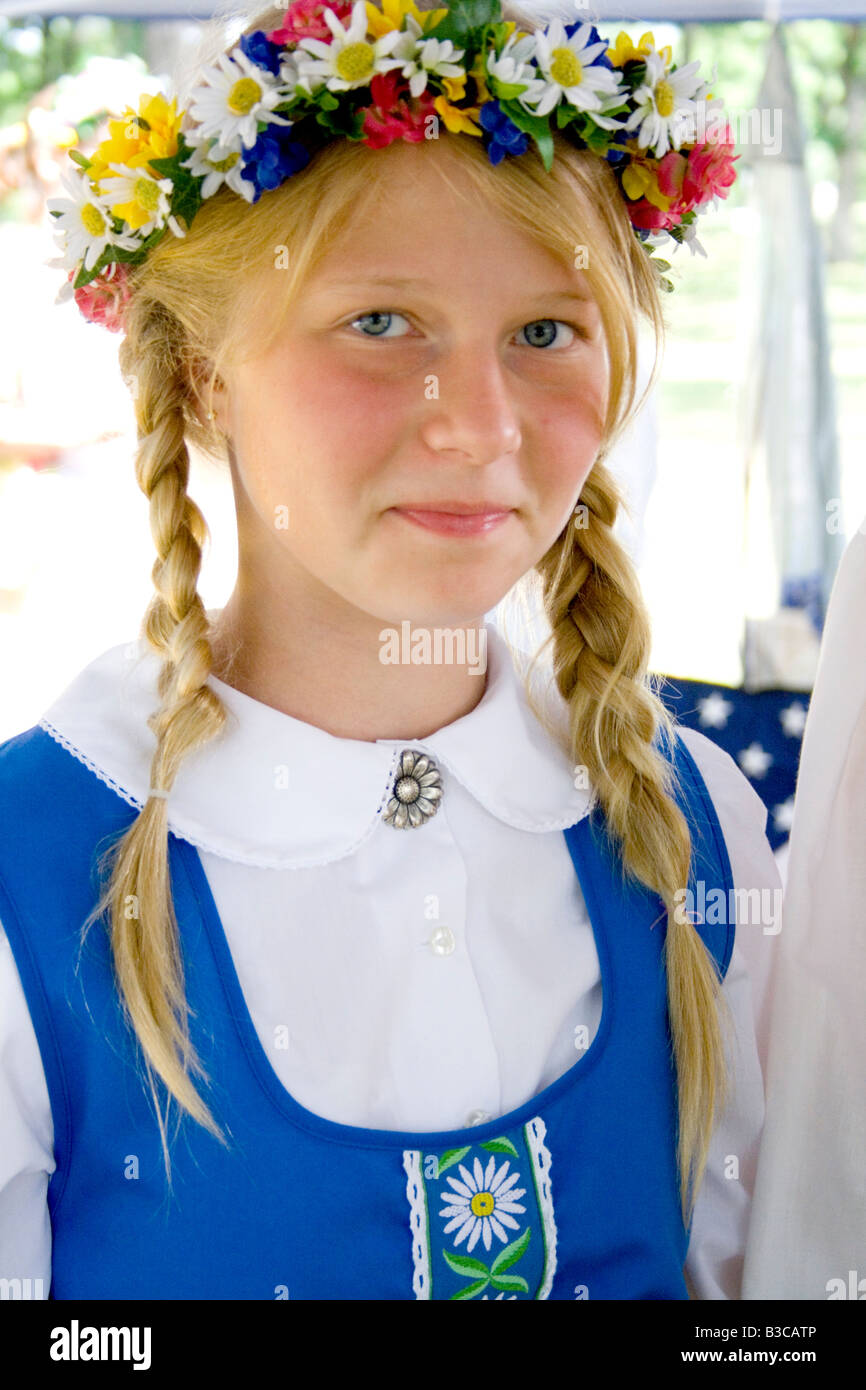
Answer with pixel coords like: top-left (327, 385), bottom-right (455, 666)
top-left (431, 50), bottom-right (492, 138)
top-left (87, 92), bottom-right (184, 185)
top-left (607, 30), bottom-right (671, 69)
top-left (365, 0), bottom-right (448, 38)
top-left (434, 77), bottom-right (482, 135)
top-left (621, 155), bottom-right (671, 211)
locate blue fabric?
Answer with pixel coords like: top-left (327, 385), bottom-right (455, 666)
top-left (657, 676), bottom-right (811, 851)
top-left (0, 722), bottom-right (734, 1300)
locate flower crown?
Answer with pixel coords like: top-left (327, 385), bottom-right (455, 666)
top-left (48, 0), bottom-right (739, 332)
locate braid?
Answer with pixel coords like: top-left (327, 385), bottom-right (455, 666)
top-left (79, 304), bottom-right (230, 1182)
top-left (528, 460), bottom-right (734, 1219)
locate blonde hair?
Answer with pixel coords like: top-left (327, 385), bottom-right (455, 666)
top-left (81, 1), bottom-right (732, 1220)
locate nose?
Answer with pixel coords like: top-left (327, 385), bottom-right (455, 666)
top-left (418, 344), bottom-right (522, 465)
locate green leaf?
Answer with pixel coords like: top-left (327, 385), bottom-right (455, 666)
top-left (68, 150), bottom-right (91, 171)
top-left (71, 239), bottom-right (135, 289)
top-left (451, 1277), bottom-right (490, 1299)
top-left (317, 109), bottom-right (360, 137)
top-left (312, 89), bottom-right (340, 111)
top-left (650, 259), bottom-right (671, 273)
top-left (480, 1136), bottom-right (518, 1158)
top-left (442, 1249), bottom-right (490, 1277)
top-left (489, 1271), bottom-right (529, 1293)
top-left (425, 0), bottom-right (501, 46)
top-left (490, 1225), bottom-right (530, 1275)
top-left (437, 1147), bottom-right (471, 1177)
top-left (487, 77), bottom-right (531, 102)
top-left (497, 100), bottom-right (554, 171)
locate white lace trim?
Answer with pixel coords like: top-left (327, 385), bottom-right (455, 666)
top-left (525, 1115), bottom-right (558, 1299)
top-left (35, 719), bottom-right (405, 871)
top-left (402, 1150), bottom-right (431, 1300)
top-left (38, 717), bottom-right (145, 815)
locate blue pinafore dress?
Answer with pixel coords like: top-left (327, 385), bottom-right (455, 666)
top-left (0, 720), bottom-right (734, 1300)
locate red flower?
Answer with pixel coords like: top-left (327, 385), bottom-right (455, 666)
top-left (71, 262), bottom-right (131, 333)
top-left (268, 0), bottom-right (354, 46)
top-left (360, 71), bottom-right (437, 149)
top-left (627, 198), bottom-right (674, 232)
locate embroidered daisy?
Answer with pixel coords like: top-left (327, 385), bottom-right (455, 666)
top-left (523, 19), bottom-right (625, 123)
top-left (294, 0), bottom-right (405, 92)
top-left (623, 48), bottom-right (705, 158)
top-left (186, 46), bottom-right (294, 151)
top-left (46, 167), bottom-right (141, 273)
top-left (440, 1155), bottom-right (527, 1254)
top-left (389, 15), bottom-right (465, 98)
top-left (181, 135), bottom-right (256, 201)
top-left (100, 164), bottom-right (186, 239)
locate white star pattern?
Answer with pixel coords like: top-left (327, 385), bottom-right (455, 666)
top-left (772, 797), bottom-right (796, 833)
top-left (779, 702), bottom-right (808, 738)
top-left (738, 742), bottom-right (773, 778)
top-left (697, 691), bottom-right (735, 729)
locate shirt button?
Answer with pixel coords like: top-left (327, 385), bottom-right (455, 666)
top-left (466, 1109), bottom-right (490, 1126)
top-left (429, 926), bottom-right (456, 956)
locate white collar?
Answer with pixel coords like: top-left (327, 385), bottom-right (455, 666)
top-left (37, 618), bottom-right (592, 868)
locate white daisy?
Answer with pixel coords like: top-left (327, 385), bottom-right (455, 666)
top-left (523, 19), bottom-right (625, 122)
top-left (486, 31), bottom-right (548, 107)
top-left (439, 1156), bottom-right (527, 1255)
top-left (294, 0), bottom-right (404, 93)
top-left (624, 49), bottom-right (705, 158)
top-left (46, 166), bottom-right (140, 273)
top-left (389, 16), bottom-right (465, 99)
top-left (99, 164), bottom-right (186, 240)
top-left (677, 221), bottom-right (708, 258)
top-left (680, 90), bottom-right (727, 149)
top-left (277, 48), bottom-right (305, 93)
top-left (181, 134), bottom-right (256, 202)
top-left (186, 46), bottom-right (295, 151)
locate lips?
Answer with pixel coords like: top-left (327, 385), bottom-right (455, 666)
top-left (391, 506), bottom-right (514, 537)
top-left (394, 502), bottom-right (516, 514)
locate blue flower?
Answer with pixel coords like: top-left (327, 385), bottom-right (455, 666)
top-left (479, 101), bottom-right (528, 166)
top-left (239, 30), bottom-right (283, 77)
top-left (563, 21), bottom-right (615, 72)
top-left (242, 126), bottom-right (311, 202)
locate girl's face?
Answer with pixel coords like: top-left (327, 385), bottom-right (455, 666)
top-left (213, 139), bottom-right (609, 630)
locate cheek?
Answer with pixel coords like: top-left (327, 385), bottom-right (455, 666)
top-left (233, 352), bottom-right (405, 506)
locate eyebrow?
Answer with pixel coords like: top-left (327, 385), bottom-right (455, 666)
top-left (313, 274), bottom-right (595, 304)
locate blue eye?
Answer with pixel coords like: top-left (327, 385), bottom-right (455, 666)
top-left (518, 319), bottom-right (577, 349)
top-left (347, 312), bottom-right (580, 347)
top-left (350, 311), bottom-right (411, 338)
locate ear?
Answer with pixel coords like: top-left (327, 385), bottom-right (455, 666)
top-left (189, 355), bottom-right (227, 433)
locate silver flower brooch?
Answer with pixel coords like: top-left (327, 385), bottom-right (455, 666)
top-left (383, 749), bottom-right (443, 829)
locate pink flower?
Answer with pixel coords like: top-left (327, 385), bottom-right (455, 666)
top-left (360, 71), bottom-right (437, 150)
top-left (268, 0), bottom-right (354, 45)
top-left (656, 134), bottom-right (739, 217)
top-left (683, 133), bottom-right (739, 205)
top-left (71, 262), bottom-right (132, 332)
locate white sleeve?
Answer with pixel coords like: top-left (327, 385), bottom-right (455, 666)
top-left (676, 726), bottom-right (783, 1301)
top-left (0, 916), bottom-right (54, 1298)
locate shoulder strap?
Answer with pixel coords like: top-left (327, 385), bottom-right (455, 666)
top-left (657, 724), bottom-right (737, 980)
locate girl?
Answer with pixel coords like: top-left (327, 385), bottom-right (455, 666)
top-left (0, 0), bottom-right (779, 1300)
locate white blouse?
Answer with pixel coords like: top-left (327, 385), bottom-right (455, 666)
top-left (0, 618), bottom-right (782, 1299)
